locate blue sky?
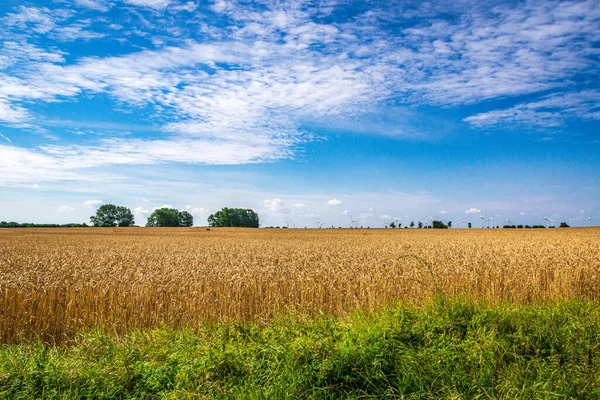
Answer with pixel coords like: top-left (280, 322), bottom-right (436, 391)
top-left (0, 0), bottom-right (598, 227)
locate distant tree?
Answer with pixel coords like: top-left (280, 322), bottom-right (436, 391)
top-left (432, 220), bottom-right (448, 229)
top-left (398, 223), bottom-right (402, 228)
top-left (90, 204), bottom-right (134, 227)
top-left (559, 222), bottom-right (569, 228)
top-left (418, 221), bottom-right (423, 229)
top-left (517, 224), bottom-right (524, 228)
top-left (207, 208), bottom-right (259, 228)
top-left (468, 222), bottom-right (472, 228)
top-left (0, 221), bottom-right (89, 228)
top-left (448, 221), bottom-right (452, 228)
top-left (178, 210), bottom-right (194, 227)
top-left (389, 221), bottom-right (396, 229)
top-left (410, 221), bottom-right (415, 228)
top-left (147, 208), bottom-right (179, 227)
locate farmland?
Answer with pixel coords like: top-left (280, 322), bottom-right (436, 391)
top-left (2, 227), bottom-right (600, 398)
top-left (1, 227), bottom-right (599, 342)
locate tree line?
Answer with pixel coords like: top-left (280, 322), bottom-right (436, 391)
top-left (87, 204), bottom-right (260, 228)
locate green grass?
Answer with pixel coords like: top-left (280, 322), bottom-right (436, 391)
top-left (2, 300), bottom-right (600, 399)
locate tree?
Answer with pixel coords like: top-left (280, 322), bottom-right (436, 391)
top-left (559, 222), bottom-right (569, 228)
top-left (468, 222), bottom-right (472, 228)
top-left (398, 223), bottom-right (402, 228)
top-left (418, 221), bottom-right (423, 229)
top-left (432, 220), bottom-right (448, 229)
top-left (389, 221), bottom-right (396, 229)
top-left (147, 208), bottom-right (179, 227)
top-left (448, 221), bottom-right (452, 228)
top-left (208, 208), bottom-right (259, 228)
top-left (90, 204), bottom-right (134, 227)
top-left (410, 221), bottom-right (414, 228)
top-left (178, 211), bottom-right (194, 227)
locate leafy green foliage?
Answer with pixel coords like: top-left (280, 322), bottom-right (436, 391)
top-left (560, 222), bottom-right (570, 228)
top-left (146, 208), bottom-right (194, 227)
top-left (90, 204), bottom-right (135, 227)
top-left (208, 208), bottom-right (259, 228)
top-left (432, 220), bottom-right (448, 229)
top-left (178, 210), bottom-right (194, 227)
top-left (1, 301), bottom-right (600, 398)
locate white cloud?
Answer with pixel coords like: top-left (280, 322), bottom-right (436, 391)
top-left (153, 204), bottom-right (173, 210)
top-left (327, 198), bottom-right (342, 206)
top-left (84, 199), bottom-right (102, 208)
top-left (191, 207), bottom-right (209, 215)
top-left (439, 210), bottom-right (448, 215)
top-left (465, 90), bottom-right (600, 128)
top-left (520, 212), bottom-right (526, 215)
top-left (134, 206), bottom-right (149, 215)
top-left (74, 0), bottom-right (110, 12)
top-left (0, 133), bottom-right (11, 143)
top-left (342, 209), bottom-right (349, 215)
top-left (122, 0), bottom-right (171, 10)
top-left (262, 198), bottom-right (286, 214)
top-left (465, 208), bottom-right (481, 214)
top-left (57, 205), bottom-right (75, 212)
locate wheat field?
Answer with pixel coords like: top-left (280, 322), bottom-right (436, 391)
top-left (1, 227), bottom-right (599, 342)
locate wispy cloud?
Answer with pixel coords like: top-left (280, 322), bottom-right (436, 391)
top-left (0, 133), bottom-right (12, 143)
top-left (465, 90), bottom-right (600, 128)
top-left (84, 199), bottom-right (102, 207)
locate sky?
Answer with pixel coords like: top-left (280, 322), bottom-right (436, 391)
top-left (0, 0), bottom-right (599, 228)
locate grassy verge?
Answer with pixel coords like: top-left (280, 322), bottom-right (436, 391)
top-left (2, 300), bottom-right (600, 399)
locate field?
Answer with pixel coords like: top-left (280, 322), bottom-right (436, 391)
top-left (1, 227), bottom-right (599, 342)
top-left (2, 227), bottom-right (600, 398)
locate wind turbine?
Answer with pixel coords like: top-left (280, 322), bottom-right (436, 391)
top-left (549, 218), bottom-right (556, 228)
top-left (425, 215), bottom-right (435, 228)
top-left (505, 215), bottom-right (511, 226)
top-left (347, 213), bottom-right (359, 228)
top-left (462, 219), bottom-right (469, 228)
top-left (315, 218), bottom-right (326, 229)
top-left (479, 215), bottom-right (485, 228)
top-left (543, 217), bottom-right (549, 228)
top-left (484, 215), bottom-right (492, 228)
top-left (589, 215), bottom-right (593, 227)
top-left (490, 215), bottom-right (495, 228)
top-left (569, 218), bottom-right (574, 227)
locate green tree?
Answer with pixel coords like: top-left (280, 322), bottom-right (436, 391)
top-left (468, 222), bottom-right (472, 228)
top-left (90, 204), bottom-right (134, 227)
top-left (178, 210), bottom-right (194, 227)
top-left (410, 221), bottom-right (415, 228)
top-left (432, 220), bottom-right (448, 229)
top-left (207, 208), bottom-right (259, 228)
top-left (447, 221), bottom-right (452, 228)
top-left (559, 222), bottom-right (569, 228)
top-left (418, 221), bottom-right (423, 229)
top-left (389, 221), bottom-right (396, 229)
top-left (146, 208), bottom-right (179, 227)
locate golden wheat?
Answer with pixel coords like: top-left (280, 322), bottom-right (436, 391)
top-left (1, 227), bottom-right (599, 341)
